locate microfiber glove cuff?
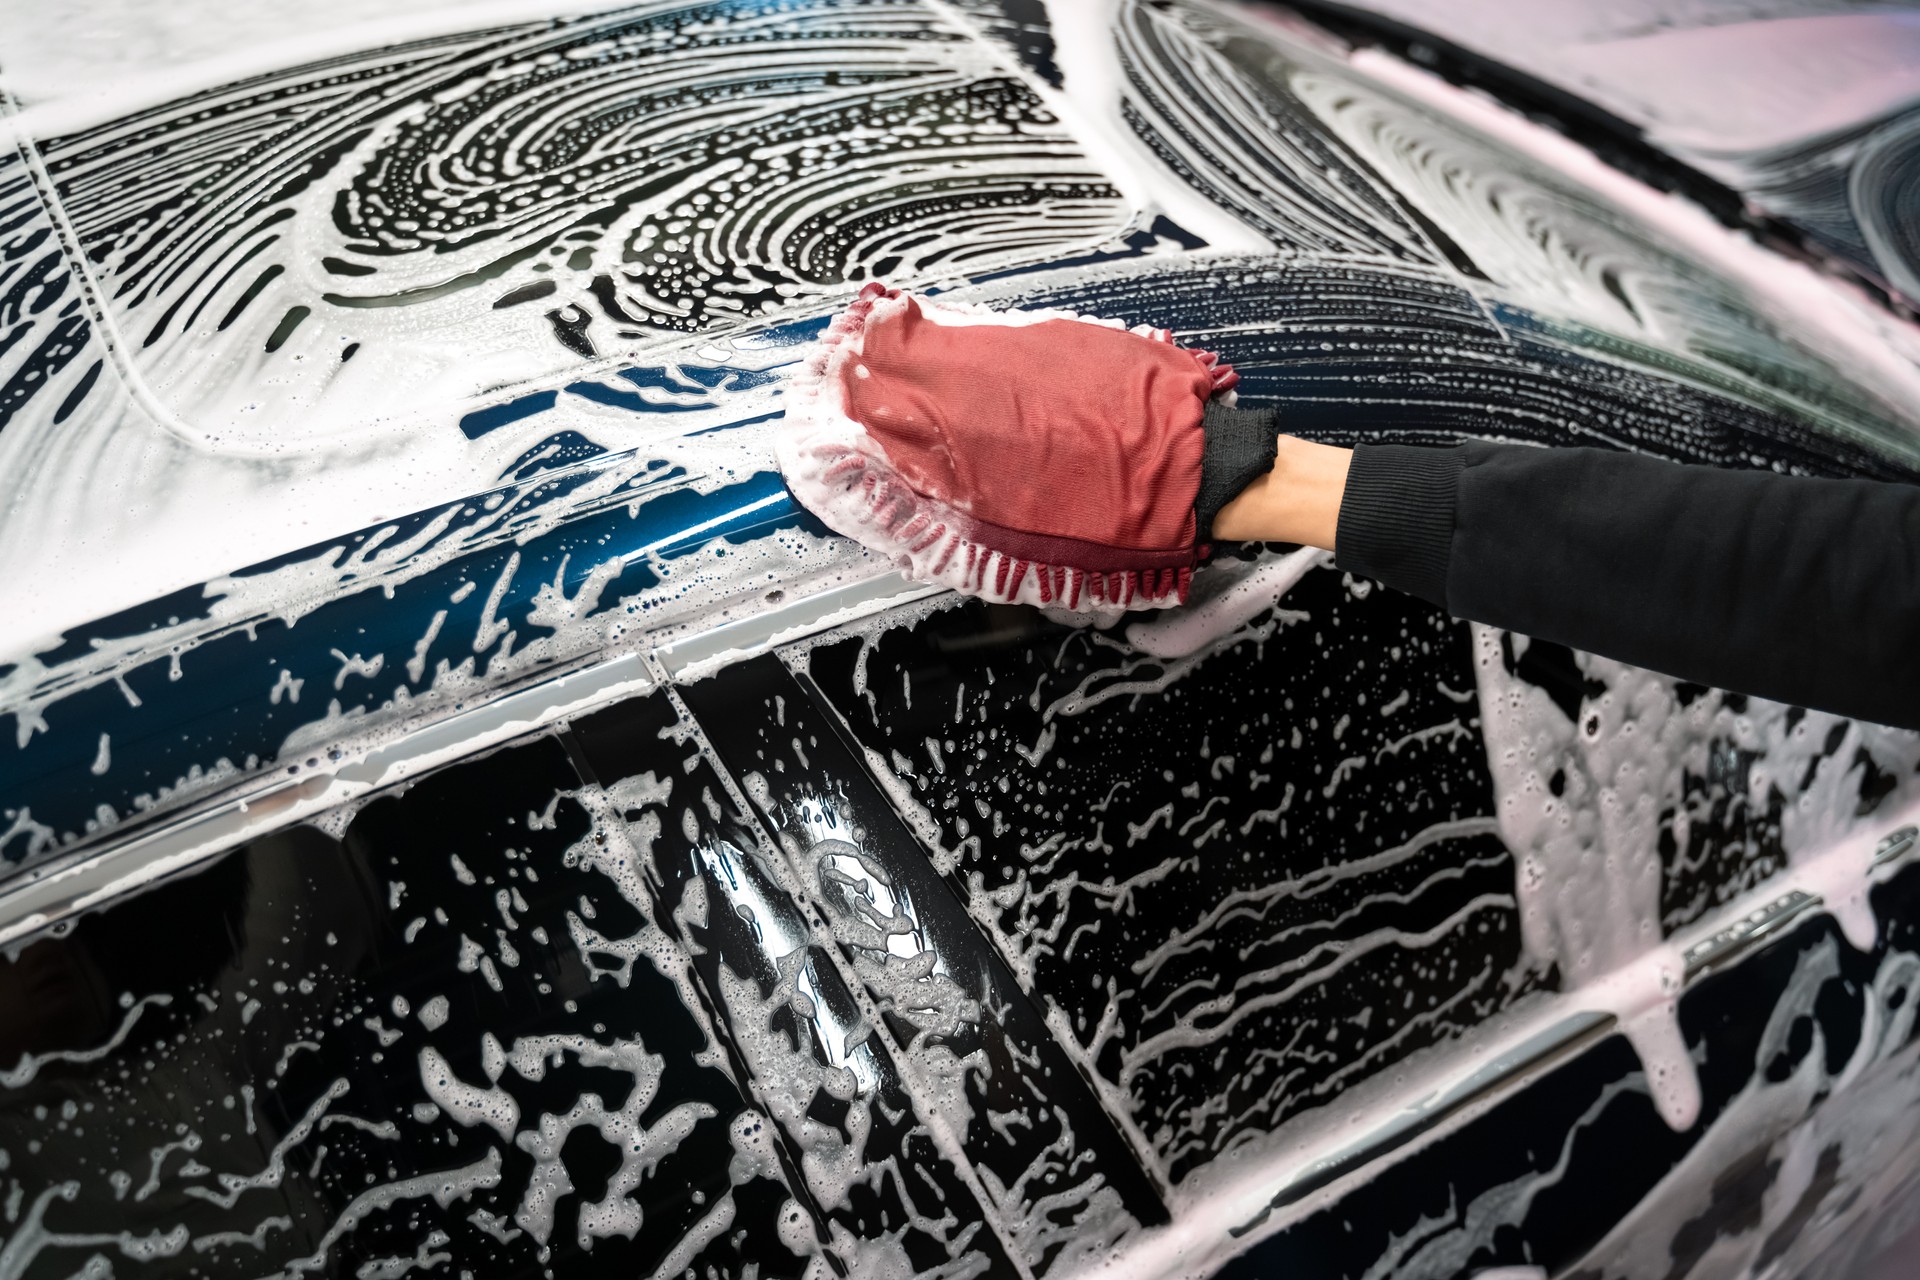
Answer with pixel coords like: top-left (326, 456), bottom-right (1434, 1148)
top-left (1334, 442), bottom-right (1465, 607)
top-left (1195, 401), bottom-right (1279, 540)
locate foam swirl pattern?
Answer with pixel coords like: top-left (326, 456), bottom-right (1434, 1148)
top-left (4, 2), bottom-right (1920, 1278)
top-left (39, 0), bottom-right (1132, 443)
top-left (1852, 108), bottom-right (1920, 305)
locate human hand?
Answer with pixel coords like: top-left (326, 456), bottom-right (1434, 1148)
top-left (1209, 435), bottom-right (1352, 551)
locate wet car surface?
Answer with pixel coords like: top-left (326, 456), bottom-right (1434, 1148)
top-left (1298, 0), bottom-right (1920, 312)
top-left (2, 2), bottom-right (1920, 1277)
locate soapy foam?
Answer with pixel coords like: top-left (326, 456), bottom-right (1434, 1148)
top-left (9, 0), bottom-right (1920, 866)
top-left (3, 1), bottom-right (1920, 1278)
top-left (0, 0), bottom-right (1141, 656)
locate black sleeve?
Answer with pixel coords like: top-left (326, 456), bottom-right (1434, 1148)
top-left (1334, 439), bottom-right (1920, 730)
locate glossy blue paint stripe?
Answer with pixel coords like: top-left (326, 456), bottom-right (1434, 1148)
top-left (0, 466), bottom-right (819, 864)
top-left (457, 389), bottom-right (558, 438)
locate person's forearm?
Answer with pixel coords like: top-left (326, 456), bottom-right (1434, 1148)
top-left (1219, 436), bottom-right (1920, 730)
top-left (1434, 442), bottom-right (1920, 728)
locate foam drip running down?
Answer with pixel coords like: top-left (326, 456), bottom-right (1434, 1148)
top-left (9, 0), bottom-right (1920, 869)
top-left (1313, 872), bottom-right (1920, 1280)
top-left (1473, 624), bottom-right (1920, 1132)
top-left (4, 0), bottom-right (1920, 1276)
top-left (1558, 932), bottom-right (1920, 1279)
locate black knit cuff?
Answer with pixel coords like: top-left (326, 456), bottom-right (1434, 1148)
top-left (1194, 401), bottom-right (1279, 540)
top-left (1334, 443), bottom-right (1464, 607)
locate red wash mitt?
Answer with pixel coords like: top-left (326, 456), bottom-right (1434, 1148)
top-left (776, 283), bottom-right (1275, 613)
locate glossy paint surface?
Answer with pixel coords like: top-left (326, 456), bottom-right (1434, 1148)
top-left (5, 580), bottom-right (1920, 1278)
top-left (3, 2), bottom-right (1920, 1278)
top-left (1315, 0), bottom-right (1920, 307)
top-left (6, 0), bottom-right (1919, 863)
